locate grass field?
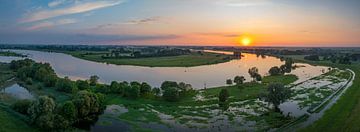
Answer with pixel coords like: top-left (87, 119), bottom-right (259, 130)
top-left (66, 51), bottom-right (232, 67)
top-left (103, 74), bottom-right (299, 131)
top-left (0, 104), bottom-right (37, 132)
top-left (283, 56), bottom-right (360, 131)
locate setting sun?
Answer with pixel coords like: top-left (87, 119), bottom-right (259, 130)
top-left (238, 37), bottom-right (252, 46)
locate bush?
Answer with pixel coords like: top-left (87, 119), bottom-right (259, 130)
top-left (12, 99), bottom-right (32, 115)
top-left (25, 78), bottom-right (33, 85)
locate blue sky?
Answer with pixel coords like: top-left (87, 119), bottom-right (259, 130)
top-left (0, 0), bottom-right (359, 46)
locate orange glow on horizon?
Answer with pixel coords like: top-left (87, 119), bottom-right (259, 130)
top-left (237, 36), bottom-right (253, 46)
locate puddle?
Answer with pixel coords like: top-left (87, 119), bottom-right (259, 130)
top-left (1, 84), bottom-right (34, 100)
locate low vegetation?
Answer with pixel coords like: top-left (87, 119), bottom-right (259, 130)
top-left (68, 51), bottom-right (232, 67)
top-left (0, 50), bottom-right (26, 57)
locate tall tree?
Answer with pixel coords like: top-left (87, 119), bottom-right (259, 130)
top-left (218, 89), bottom-right (229, 103)
top-left (89, 75), bottom-right (99, 86)
top-left (265, 83), bottom-right (291, 112)
top-left (248, 67), bottom-right (260, 81)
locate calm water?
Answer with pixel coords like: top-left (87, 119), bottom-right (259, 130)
top-left (1, 83), bottom-right (34, 100)
top-left (0, 50), bottom-right (329, 89)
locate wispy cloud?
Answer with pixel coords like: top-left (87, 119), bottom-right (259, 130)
top-left (122, 16), bottom-right (162, 25)
top-left (216, 0), bottom-right (271, 7)
top-left (21, 0), bottom-right (124, 23)
top-left (26, 18), bottom-right (77, 30)
top-left (48, 0), bottom-right (66, 8)
top-left (197, 32), bottom-right (239, 37)
top-left (96, 16), bottom-right (163, 29)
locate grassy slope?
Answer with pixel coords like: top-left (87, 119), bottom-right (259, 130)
top-left (285, 57), bottom-right (360, 131)
top-left (0, 105), bottom-right (37, 132)
top-left (66, 51), bottom-right (231, 67)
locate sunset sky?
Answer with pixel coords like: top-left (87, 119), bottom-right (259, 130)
top-left (0, 0), bottom-right (360, 47)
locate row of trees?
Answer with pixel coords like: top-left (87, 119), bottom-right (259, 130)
top-left (268, 58), bottom-right (294, 76)
top-left (10, 59), bottom-right (106, 130)
top-left (12, 91), bottom-right (105, 130)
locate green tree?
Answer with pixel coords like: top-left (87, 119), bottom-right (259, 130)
top-left (140, 82), bottom-right (152, 95)
top-left (162, 87), bottom-right (180, 102)
top-left (265, 83), bottom-right (291, 112)
top-left (226, 79), bottom-right (233, 85)
top-left (152, 87), bottom-right (161, 96)
top-left (58, 101), bottom-right (77, 123)
top-left (72, 91), bottom-right (104, 122)
top-left (76, 80), bottom-right (90, 90)
top-left (110, 81), bottom-right (120, 93)
top-left (128, 85), bottom-right (141, 99)
top-left (218, 89), bottom-right (229, 103)
top-left (234, 76), bottom-right (245, 85)
top-left (56, 77), bottom-right (77, 93)
top-left (248, 67), bottom-right (259, 81)
top-left (28, 96), bottom-right (56, 130)
top-left (269, 66), bottom-right (281, 76)
top-left (44, 74), bottom-right (58, 87)
top-left (161, 81), bottom-right (178, 90)
top-left (89, 75), bottom-right (99, 86)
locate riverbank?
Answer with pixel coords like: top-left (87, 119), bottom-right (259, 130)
top-left (282, 55), bottom-right (360, 131)
top-left (0, 50), bottom-right (26, 57)
top-left (102, 74), bottom-right (299, 131)
top-left (65, 50), bottom-right (232, 67)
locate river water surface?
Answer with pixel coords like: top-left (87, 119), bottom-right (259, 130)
top-left (0, 50), bottom-right (329, 89)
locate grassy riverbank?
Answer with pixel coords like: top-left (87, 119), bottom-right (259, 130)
top-left (103, 75), bottom-right (299, 131)
top-left (283, 56), bottom-right (360, 131)
top-left (66, 51), bottom-right (232, 67)
top-left (0, 51), bottom-right (26, 57)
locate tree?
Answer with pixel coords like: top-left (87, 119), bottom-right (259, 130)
top-left (218, 89), bottom-right (229, 103)
top-left (254, 74), bottom-right (262, 81)
top-left (44, 74), bottom-right (57, 87)
top-left (161, 81), bottom-right (178, 90)
top-left (248, 67), bottom-right (259, 81)
top-left (128, 85), bottom-right (141, 99)
top-left (226, 79), bottom-right (233, 85)
top-left (284, 58), bottom-right (293, 69)
top-left (110, 81), bottom-right (120, 93)
top-left (269, 66), bottom-right (281, 76)
top-left (234, 76), bottom-right (245, 85)
top-left (152, 87), bottom-right (161, 96)
top-left (56, 77), bottom-right (77, 93)
top-left (72, 91), bottom-right (104, 122)
top-left (140, 82), bottom-right (152, 95)
top-left (162, 87), bottom-right (180, 102)
top-left (76, 80), bottom-right (90, 90)
top-left (28, 96), bottom-right (56, 130)
top-left (89, 75), bottom-right (99, 86)
top-left (178, 82), bottom-right (192, 92)
top-left (58, 101), bottom-right (77, 123)
top-left (265, 83), bottom-right (291, 112)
